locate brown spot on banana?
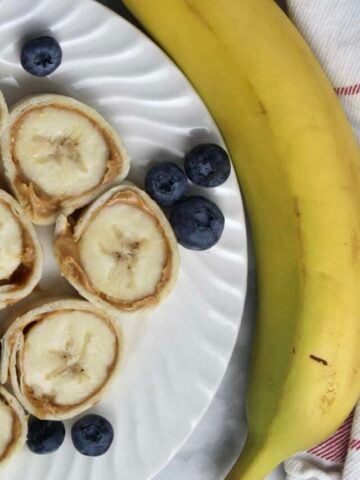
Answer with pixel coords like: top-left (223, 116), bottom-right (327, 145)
top-left (293, 198), bottom-right (301, 218)
top-left (293, 197), bottom-right (306, 277)
top-left (320, 392), bottom-right (336, 413)
top-left (309, 354), bottom-right (328, 366)
top-left (319, 371), bottom-right (338, 414)
top-left (258, 100), bottom-right (267, 115)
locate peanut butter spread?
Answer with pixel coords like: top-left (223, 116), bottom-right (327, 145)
top-left (54, 189), bottom-right (173, 311)
top-left (0, 201), bottom-right (36, 292)
top-left (10, 104), bottom-right (124, 220)
top-left (0, 392), bottom-right (20, 462)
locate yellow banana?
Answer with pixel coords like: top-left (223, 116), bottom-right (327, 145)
top-left (123, 0), bottom-right (360, 478)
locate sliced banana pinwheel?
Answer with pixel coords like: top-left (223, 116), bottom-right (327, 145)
top-left (0, 189), bottom-right (42, 308)
top-left (0, 299), bottom-right (123, 420)
top-left (1, 94), bottom-right (130, 224)
top-left (0, 91), bottom-right (8, 138)
top-left (0, 387), bottom-right (27, 467)
top-left (54, 185), bottom-right (180, 316)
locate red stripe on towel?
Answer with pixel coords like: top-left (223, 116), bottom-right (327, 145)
top-left (308, 413), bottom-right (353, 463)
top-left (335, 83), bottom-right (360, 95)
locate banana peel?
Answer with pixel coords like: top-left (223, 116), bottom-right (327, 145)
top-left (123, 1), bottom-right (360, 478)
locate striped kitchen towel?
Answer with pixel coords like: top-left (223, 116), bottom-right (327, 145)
top-left (283, 1), bottom-right (360, 478)
top-left (287, 0), bottom-right (360, 139)
top-left (284, 405), bottom-right (360, 479)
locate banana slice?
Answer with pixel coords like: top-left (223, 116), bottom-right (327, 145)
top-left (54, 185), bottom-right (180, 316)
top-left (0, 299), bottom-right (123, 420)
top-left (0, 91), bottom-right (8, 138)
top-left (0, 189), bottom-right (42, 308)
top-left (0, 387), bottom-right (27, 467)
top-left (1, 94), bottom-right (130, 224)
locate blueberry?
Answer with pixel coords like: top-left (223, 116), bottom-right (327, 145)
top-left (71, 414), bottom-right (114, 457)
top-left (145, 162), bottom-right (188, 206)
top-left (27, 417), bottom-right (65, 454)
top-left (184, 143), bottom-right (231, 188)
top-left (21, 36), bottom-right (62, 77)
top-left (170, 196), bottom-right (225, 250)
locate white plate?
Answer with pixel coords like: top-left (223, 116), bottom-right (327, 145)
top-left (0, 0), bottom-right (247, 479)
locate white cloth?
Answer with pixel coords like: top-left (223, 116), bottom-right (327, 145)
top-left (287, 0), bottom-right (360, 138)
top-left (284, 405), bottom-right (360, 480)
top-left (285, 1), bottom-right (360, 479)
